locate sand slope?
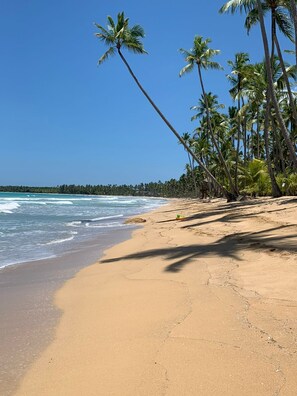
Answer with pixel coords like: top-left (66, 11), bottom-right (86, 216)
top-left (15, 197), bottom-right (297, 395)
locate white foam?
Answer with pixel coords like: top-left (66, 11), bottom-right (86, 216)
top-left (0, 202), bottom-right (20, 214)
top-left (0, 254), bottom-right (57, 270)
top-left (66, 221), bottom-right (82, 227)
top-left (85, 222), bottom-right (124, 229)
top-left (45, 235), bottom-right (75, 245)
top-left (49, 201), bottom-right (73, 205)
top-left (89, 214), bottom-right (123, 222)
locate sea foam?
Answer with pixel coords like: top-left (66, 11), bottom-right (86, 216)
top-left (0, 202), bottom-right (20, 214)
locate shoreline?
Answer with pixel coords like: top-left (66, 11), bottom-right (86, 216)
top-left (0, 226), bottom-right (135, 396)
top-left (10, 197), bottom-right (297, 395)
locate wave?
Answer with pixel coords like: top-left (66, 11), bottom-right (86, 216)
top-left (44, 235), bottom-right (76, 245)
top-left (66, 221), bottom-right (82, 227)
top-left (88, 214), bottom-right (123, 222)
top-left (49, 201), bottom-right (73, 205)
top-left (85, 222), bottom-right (125, 229)
top-left (0, 254), bottom-right (57, 270)
top-left (66, 214), bottom-right (124, 228)
top-left (0, 202), bottom-right (20, 214)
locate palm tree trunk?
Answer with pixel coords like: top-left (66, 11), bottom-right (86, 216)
top-left (197, 64), bottom-right (239, 197)
top-left (264, 99), bottom-right (282, 197)
top-left (289, 0), bottom-right (297, 68)
top-left (273, 118), bottom-right (286, 174)
top-left (234, 84), bottom-right (241, 192)
top-left (256, 0), bottom-right (297, 170)
top-left (117, 48), bottom-right (235, 200)
top-left (257, 109), bottom-right (261, 159)
top-left (187, 152), bottom-right (199, 197)
top-left (273, 33), bottom-right (297, 131)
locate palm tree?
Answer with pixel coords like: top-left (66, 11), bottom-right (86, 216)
top-left (227, 52), bottom-right (250, 188)
top-left (243, 0), bottom-right (297, 136)
top-left (179, 36), bottom-right (239, 197)
top-left (220, 0), bottom-right (297, 169)
top-left (95, 12), bottom-right (234, 199)
top-left (191, 92), bottom-right (225, 121)
top-left (180, 133), bottom-right (199, 197)
top-left (256, 0), bottom-right (297, 170)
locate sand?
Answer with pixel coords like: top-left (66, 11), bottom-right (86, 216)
top-left (0, 229), bottom-right (132, 396)
top-left (14, 197), bottom-right (297, 395)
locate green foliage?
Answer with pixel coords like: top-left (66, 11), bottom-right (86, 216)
top-left (95, 11), bottom-right (147, 65)
top-left (276, 173), bottom-right (297, 195)
top-left (239, 159), bottom-right (272, 195)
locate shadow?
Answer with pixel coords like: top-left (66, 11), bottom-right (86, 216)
top-left (180, 206), bottom-right (297, 230)
top-left (100, 224), bottom-right (297, 273)
top-left (278, 198), bottom-right (297, 205)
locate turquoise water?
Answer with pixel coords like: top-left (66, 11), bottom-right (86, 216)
top-left (0, 193), bottom-right (166, 269)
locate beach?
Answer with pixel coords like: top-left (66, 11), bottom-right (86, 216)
top-left (9, 197), bottom-right (297, 395)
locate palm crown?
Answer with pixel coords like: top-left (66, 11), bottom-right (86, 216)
top-left (220, 0), bottom-right (294, 40)
top-left (179, 36), bottom-right (222, 76)
top-left (95, 12), bottom-right (147, 64)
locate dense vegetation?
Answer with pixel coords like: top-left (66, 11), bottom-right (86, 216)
top-left (95, 2), bottom-right (297, 200)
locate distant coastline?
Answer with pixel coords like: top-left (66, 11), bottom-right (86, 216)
top-left (0, 179), bottom-right (193, 198)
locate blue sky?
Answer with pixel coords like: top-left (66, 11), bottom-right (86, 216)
top-left (0, 0), bottom-right (293, 186)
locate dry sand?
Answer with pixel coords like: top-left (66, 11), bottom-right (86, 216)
top-left (14, 197), bottom-right (297, 395)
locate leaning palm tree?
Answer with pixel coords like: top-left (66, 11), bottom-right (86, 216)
top-left (179, 36), bottom-right (239, 197)
top-left (95, 12), bottom-right (235, 199)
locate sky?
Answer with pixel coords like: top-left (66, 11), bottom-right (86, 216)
top-left (0, 0), bottom-right (294, 186)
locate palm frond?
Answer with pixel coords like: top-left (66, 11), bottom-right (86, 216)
top-left (275, 8), bottom-right (294, 41)
top-left (203, 61), bottom-right (223, 70)
top-left (98, 46), bottom-right (116, 64)
top-left (130, 24), bottom-right (145, 38)
top-left (179, 63), bottom-right (194, 77)
top-left (219, 0), bottom-right (257, 14)
top-left (107, 16), bottom-right (115, 29)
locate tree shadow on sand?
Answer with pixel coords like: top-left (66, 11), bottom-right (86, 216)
top-left (101, 225), bottom-right (297, 273)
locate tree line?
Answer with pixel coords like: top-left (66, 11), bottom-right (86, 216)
top-left (0, 175), bottom-right (201, 198)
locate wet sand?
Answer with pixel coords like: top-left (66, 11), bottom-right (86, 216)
top-left (10, 197), bottom-right (297, 395)
top-left (0, 229), bottom-right (132, 396)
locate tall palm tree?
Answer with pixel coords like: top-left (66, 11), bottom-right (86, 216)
top-left (179, 36), bottom-right (239, 197)
top-left (227, 52), bottom-right (250, 188)
top-left (95, 12), bottom-right (234, 198)
top-left (242, 0), bottom-right (297, 135)
top-left (256, 0), bottom-right (297, 169)
top-left (220, 0), bottom-right (297, 169)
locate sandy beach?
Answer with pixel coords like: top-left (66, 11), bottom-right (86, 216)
top-left (13, 197), bottom-right (297, 395)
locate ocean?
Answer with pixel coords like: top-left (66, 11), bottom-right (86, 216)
top-left (0, 192), bottom-right (167, 269)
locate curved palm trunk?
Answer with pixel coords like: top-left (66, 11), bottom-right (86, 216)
top-left (270, 7), bottom-right (297, 134)
top-left (117, 48), bottom-right (235, 200)
top-left (197, 65), bottom-right (239, 197)
top-left (256, 0), bottom-right (297, 170)
top-left (289, 0), bottom-right (297, 68)
top-left (273, 33), bottom-right (297, 131)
